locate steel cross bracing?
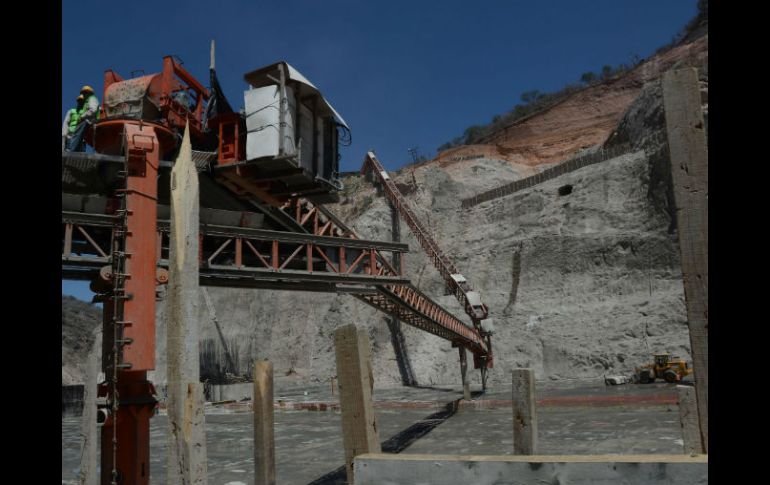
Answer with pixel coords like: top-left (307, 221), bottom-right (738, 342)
top-left (360, 152), bottom-right (490, 330)
top-left (62, 211), bottom-right (410, 292)
top-left (280, 198), bottom-right (490, 361)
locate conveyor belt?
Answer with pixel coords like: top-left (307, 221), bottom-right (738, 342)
top-left (361, 152), bottom-right (490, 329)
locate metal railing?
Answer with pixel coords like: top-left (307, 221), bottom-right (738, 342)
top-left (460, 143), bottom-right (633, 209)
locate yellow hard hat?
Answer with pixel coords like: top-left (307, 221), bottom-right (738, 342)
top-left (80, 85), bottom-right (94, 94)
top-left (76, 94), bottom-right (84, 102)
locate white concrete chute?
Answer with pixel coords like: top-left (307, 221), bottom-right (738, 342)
top-left (244, 61), bottom-right (349, 129)
top-left (241, 61), bottom-right (347, 192)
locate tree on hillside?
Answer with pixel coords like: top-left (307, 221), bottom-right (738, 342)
top-left (435, 0), bottom-right (706, 155)
top-left (520, 90), bottom-right (544, 105)
top-left (683, 0), bottom-right (708, 36)
top-left (580, 71), bottom-right (596, 84)
top-left (698, 0), bottom-right (707, 17)
top-left (437, 135), bottom-right (464, 153)
top-left (513, 105), bottom-right (528, 117)
top-left (462, 125), bottom-right (486, 145)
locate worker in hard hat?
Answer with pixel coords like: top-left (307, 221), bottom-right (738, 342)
top-left (66, 85), bottom-right (101, 152)
top-left (61, 95), bottom-right (84, 152)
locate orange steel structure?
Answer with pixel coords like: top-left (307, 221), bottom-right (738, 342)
top-left (90, 56), bottom-right (210, 158)
top-left (96, 122), bottom-right (161, 485)
top-left (88, 57), bottom-right (211, 485)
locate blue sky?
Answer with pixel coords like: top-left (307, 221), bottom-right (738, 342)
top-left (62, 0), bottom-right (697, 301)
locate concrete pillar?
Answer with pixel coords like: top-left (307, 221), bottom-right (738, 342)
top-left (77, 328), bottom-right (100, 485)
top-left (512, 369), bottom-right (537, 455)
top-left (334, 324), bottom-right (381, 484)
top-left (353, 454), bottom-right (708, 484)
top-left (166, 123), bottom-right (208, 484)
top-left (677, 385), bottom-right (703, 454)
top-left (253, 361), bottom-right (276, 485)
top-left (663, 68), bottom-right (708, 452)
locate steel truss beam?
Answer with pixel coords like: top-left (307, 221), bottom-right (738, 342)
top-left (356, 285), bottom-right (488, 355)
top-left (61, 211), bottom-right (409, 291)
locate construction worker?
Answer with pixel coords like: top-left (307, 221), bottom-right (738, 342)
top-left (61, 95), bottom-right (84, 151)
top-left (66, 85), bottom-right (100, 152)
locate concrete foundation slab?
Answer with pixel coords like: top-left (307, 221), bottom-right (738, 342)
top-left (353, 453), bottom-right (707, 485)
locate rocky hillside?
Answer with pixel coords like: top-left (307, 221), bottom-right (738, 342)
top-left (432, 33), bottom-right (707, 169)
top-left (62, 296), bottom-right (101, 385)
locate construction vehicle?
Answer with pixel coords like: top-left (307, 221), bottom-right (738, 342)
top-left (634, 353), bottom-right (693, 383)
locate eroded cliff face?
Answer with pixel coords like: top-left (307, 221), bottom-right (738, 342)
top-left (62, 296), bottom-right (101, 385)
top-left (435, 35), bottom-right (708, 169)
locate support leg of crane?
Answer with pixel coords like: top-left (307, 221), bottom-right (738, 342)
top-left (459, 347), bottom-right (470, 400)
top-left (99, 121), bottom-right (161, 485)
top-left (99, 371), bottom-right (156, 485)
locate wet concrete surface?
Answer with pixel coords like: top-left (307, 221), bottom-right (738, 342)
top-left (63, 408), bottom-right (434, 485)
top-left (62, 382), bottom-right (685, 484)
top-left (268, 377), bottom-right (686, 404)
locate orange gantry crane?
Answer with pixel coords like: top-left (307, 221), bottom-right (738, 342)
top-left (62, 58), bottom-right (491, 485)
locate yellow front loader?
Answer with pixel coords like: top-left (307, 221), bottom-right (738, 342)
top-left (635, 353), bottom-right (693, 383)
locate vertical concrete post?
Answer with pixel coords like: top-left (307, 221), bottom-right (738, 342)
top-left (459, 347), bottom-right (470, 401)
top-left (167, 123), bottom-right (208, 484)
top-left (663, 68), bottom-right (708, 453)
top-left (334, 324), bottom-right (381, 484)
top-left (210, 39), bottom-right (215, 70)
top-left (512, 369), bottom-right (537, 455)
top-left (390, 203), bottom-right (402, 273)
top-left (77, 329), bottom-right (100, 485)
top-left (677, 385), bottom-right (703, 454)
top-left (253, 361), bottom-right (276, 485)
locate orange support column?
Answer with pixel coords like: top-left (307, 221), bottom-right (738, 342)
top-left (99, 122), bottom-right (161, 485)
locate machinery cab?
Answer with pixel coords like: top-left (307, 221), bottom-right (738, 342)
top-left (653, 353), bottom-right (671, 367)
top-left (63, 55), bottom-right (218, 204)
top-left (636, 353), bottom-right (692, 384)
top-left (88, 56), bottom-right (212, 158)
top-left (213, 61), bottom-right (349, 207)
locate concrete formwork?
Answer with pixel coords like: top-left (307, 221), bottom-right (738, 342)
top-left (353, 454), bottom-right (708, 485)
